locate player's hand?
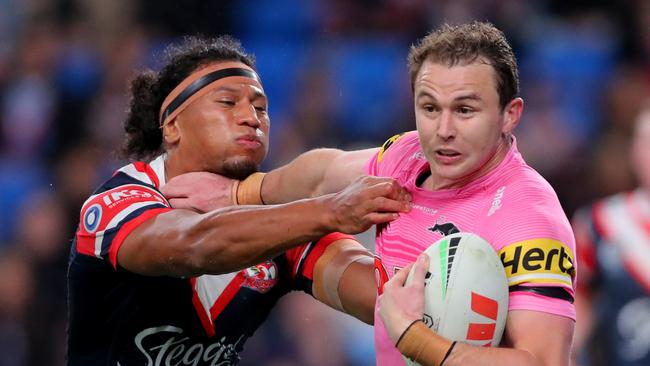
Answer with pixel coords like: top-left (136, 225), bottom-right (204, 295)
top-left (324, 176), bottom-right (411, 234)
top-left (161, 172), bottom-right (237, 213)
top-left (378, 254), bottom-right (429, 344)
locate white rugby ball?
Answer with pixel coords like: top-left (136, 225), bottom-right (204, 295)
top-left (403, 232), bottom-right (508, 365)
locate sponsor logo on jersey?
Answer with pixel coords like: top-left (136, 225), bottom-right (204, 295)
top-left (101, 184), bottom-right (166, 208)
top-left (498, 239), bottom-right (575, 287)
top-left (83, 204), bottom-right (102, 233)
top-left (487, 186), bottom-right (506, 217)
top-left (241, 261), bottom-right (278, 293)
top-left (134, 325), bottom-right (242, 366)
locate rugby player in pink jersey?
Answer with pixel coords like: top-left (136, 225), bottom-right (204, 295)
top-left (166, 22), bottom-right (576, 365)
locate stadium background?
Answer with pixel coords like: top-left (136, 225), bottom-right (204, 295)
top-left (0, 0), bottom-right (647, 365)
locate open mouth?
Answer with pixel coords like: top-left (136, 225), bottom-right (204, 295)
top-left (436, 149), bottom-right (460, 157)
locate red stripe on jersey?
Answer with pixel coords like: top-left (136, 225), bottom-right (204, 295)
top-left (285, 245), bottom-right (309, 282)
top-left (190, 278), bottom-right (216, 337)
top-left (573, 215), bottom-right (597, 274)
top-left (108, 207), bottom-right (172, 268)
top-left (209, 274), bottom-right (247, 320)
top-left (300, 232), bottom-right (354, 281)
top-left (133, 162), bottom-right (161, 189)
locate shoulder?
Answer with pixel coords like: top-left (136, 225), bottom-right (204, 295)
top-left (370, 131), bottom-right (422, 176)
top-left (75, 163), bottom-right (171, 261)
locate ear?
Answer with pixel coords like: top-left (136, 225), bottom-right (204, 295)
top-left (502, 97), bottom-right (524, 135)
top-left (162, 117), bottom-right (181, 145)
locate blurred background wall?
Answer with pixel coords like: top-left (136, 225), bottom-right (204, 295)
top-left (0, 0), bottom-right (648, 365)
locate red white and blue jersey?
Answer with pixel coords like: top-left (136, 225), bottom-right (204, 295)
top-left (573, 189), bottom-right (650, 366)
top-left (67, 155), bottom-right (346, 365)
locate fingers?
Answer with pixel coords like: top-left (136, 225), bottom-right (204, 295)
top-left (371, 196), bottom-right (411, 213)
top-left (168, 198), bottom-right (198, 212)
top-left (410, 254), bottom-right (430, 289)
top-left (365, 212), bottom-right (400, 225)
top-left (386, 262), bottom-right (414, 288)
top-left (160, 182), bottom-right (188, 198)
top-left (356, 178), bottom-right (411, 209)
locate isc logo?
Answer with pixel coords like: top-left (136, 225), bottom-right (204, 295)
top-left (101, 185), bottom-right (165, 206)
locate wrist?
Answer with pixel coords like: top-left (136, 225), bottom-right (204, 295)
top-left (236, 172), bottom-right (266, 205)
top-left (397, 321), bottom-right (455, 366)
top-left (317, 193), bottom-right (340, 234)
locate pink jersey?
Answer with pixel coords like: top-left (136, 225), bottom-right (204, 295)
top-left (366, 131), bottom-right (576, 365)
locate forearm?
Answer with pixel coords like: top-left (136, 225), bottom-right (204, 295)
top-left (262, 148), bottom-right (342, 204)
top-left (399, 324), bottom-right (543, 366)
top-left (187, 198), bottom-right (335, 274)
top-left (337, 259), bottom-right (376, 324)
top-left (122, 197), bottom-right (336, 277)
top-left (262, 148), bottom-right (376, 204)
top-left (311, 238), bottom-right (376, 324)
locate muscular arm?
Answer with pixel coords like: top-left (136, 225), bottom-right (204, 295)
top-left (119, 177), bottom-right (410, 277)
top-left (261, 148), bottom-right (378, 203)
top-left (310, 237), bottom-right (377, 324)
top-left (380, 254), bottom-right (575, 366)
top-left (443, 310), bottom-right (574, 366)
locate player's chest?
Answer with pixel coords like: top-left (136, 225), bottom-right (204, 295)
top-left (376, 196), bottom-right (488, 274)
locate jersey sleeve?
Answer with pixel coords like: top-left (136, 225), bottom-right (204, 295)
top-left (284, 232), bottom-right (355, 295)
top-left (74, 173), bottom-right (172, 269)
top-left (364, 132), bottom-right (412, 176)
top-left (487, 183), bottom-right (577, 319)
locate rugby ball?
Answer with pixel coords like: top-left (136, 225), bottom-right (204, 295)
top-left (404, 232), bottom-right (508, 365)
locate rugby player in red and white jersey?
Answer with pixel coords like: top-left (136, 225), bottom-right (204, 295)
top-left (167, 23), bottom-right (576, 366)
top-left (66, 36), bottom-right (411, 365)
top-left (572, 108), bottom-right (650, 366)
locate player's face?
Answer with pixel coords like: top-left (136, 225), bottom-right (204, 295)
top-left (172, 62), bottom-right (270, 179)
top-left (413, 58), bottom-right (522, 189)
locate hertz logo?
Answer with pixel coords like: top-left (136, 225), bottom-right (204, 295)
top-left (498, 239), bottom-right (575, 288)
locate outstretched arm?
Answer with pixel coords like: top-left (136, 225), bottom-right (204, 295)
top-left (119, 176), bottom-right (410, 277)
top-left (261, 148), bottom-right (379, 203)
top-left (379, 254), bottom-right (574, 366)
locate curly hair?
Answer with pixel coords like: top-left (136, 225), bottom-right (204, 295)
top-left (120, 36), bottom-right (256, 162)
top-left (408, 21), bottom-right (519, 109)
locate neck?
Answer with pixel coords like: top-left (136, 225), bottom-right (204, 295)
top-left (163, 149), bottom-right (194, 182)
top-left (425, 136), bottom-right (511, 191)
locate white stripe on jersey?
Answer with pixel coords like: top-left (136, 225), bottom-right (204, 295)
top-left (193, 273), bottom-right (238, 323)
top-left (601, 193), bottom-right (650, 286)
top-left (118, 164), bottom-right (154, 186)
top-left (93, 200), bottom-right (165, 258)
top-left (149, 155), bottom-right (167, 188)
top-left (294, 242), bottom-right (314, 277)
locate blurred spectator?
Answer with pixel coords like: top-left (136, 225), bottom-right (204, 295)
top-left (16, 191), bottom-right (69, 366)
top-left (572, 107), bottom-right (650, 366)
top-left (0, 247), bottom-right (34, 366)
